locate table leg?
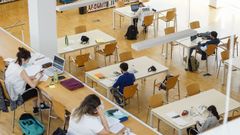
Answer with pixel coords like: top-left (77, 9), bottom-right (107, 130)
top-left (113, 11), bottom-right (116, 29)
top-left (185, 48), bottom-right (190, 70)
top-left (222, 64), bottom-right (226, 85)
top-left (178, 129), bottom-right (182, 135)
top-left (165, 43), bottom-right (168, 60)
top-left (150, 111), bottom-right (153, 127)
top-left (107, 88), bottom-right (110, 99)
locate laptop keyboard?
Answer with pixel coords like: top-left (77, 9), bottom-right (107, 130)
top-left (44, 67), bottom-right (62, 76)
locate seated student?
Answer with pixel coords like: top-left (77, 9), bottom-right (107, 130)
top-left (133, 2), bottom-right (154, 30)
top-left (110, 62), bottom-right (135, 107)
top-left (189, 31), bottom-right (220, 60)
top-left (5, 47), bottom-right (48, 113)
top-left (67, 94), bottom-right (111, 135)
top-left (187, 105), bottom-right (220, 135)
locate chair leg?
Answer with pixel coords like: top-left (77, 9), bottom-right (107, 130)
top-left (47, 104), bottom-right (53, 135)
top-left (157, 119), bottom-right (160, 131)
top-left (12, 110), bottom-right (16, 133)
top-left (177, 81), bottom-right (180, 100)
top-left (137, 90), bottom-right (140, 113)
top-left (69, 56), bottom-right (71, 73)
top-left (23, 103), bottom-right (26, 112)
top-left (217, 62), bottom-right (222, 78)
top-left (161, 45), bottom-right (164, 54)
top-left (171, 44), bottom-right (173, 59)
top-left (166, 91), bottom-right (169, 103)
top-left (104, 56), bottom-right (107, 66)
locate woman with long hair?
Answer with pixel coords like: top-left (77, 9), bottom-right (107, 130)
top-left (187, 105), bottom-right (220, 135)
top-left (5, 47), bottom-right (48, 113)
top-left (67, 94), bottom-right (111, 135)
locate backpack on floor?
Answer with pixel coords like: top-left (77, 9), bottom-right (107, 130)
top-left (188, 56), bottom-right (199, 72)
top-left (125, 25), bottom-right (138, 40)
top-left (52, 127), bottom-right (67, 135)
top-left (18, 113), bottom-right (45, 135)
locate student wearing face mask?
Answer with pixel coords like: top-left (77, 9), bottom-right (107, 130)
top-left (187, 105), bottom-right (220, 135)
top-left (110, 62), bottom-right (135, 107)
top-left (5, 47), bottom-right (48, 113)
top-left (67, 94), bottom-right (111, 135)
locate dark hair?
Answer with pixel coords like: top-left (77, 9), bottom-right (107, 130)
top-left (207, 105), bottom-right (220, 120)
top-left (16, 47), bottom-right (31, 66)
top-left (210, 31), bottom-right (218, 38)
top-left (120, 62), bottom-right (128, 71)
top-left (72, 94), bottom-right (101, 122)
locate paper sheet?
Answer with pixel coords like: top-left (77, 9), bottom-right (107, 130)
top-left (107, 117), bottom-right (120, 127)
top-left (4, 58), bottom-right (15, 63)
top-left (36, 73), bottom-right (49, 82)
top-left (33, 57), bottom-right (51, 66)
top-left (25, 65), bottom-right (42, 76)
top-left (109, 123), bottom-right (124, 134)
top-left (166, 112), bottom-right (179, 118)
top-left (172, 117), bottom-right (189, 126)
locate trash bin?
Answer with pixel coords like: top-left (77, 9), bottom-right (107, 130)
top-left (79, 6), bottom-right (87, 14)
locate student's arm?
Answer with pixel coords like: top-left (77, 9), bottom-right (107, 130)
top-left (97, 107), bottom-right (111, 135)
top-left (112, 76), bottom-right (121, 88)
top-left (20, 70), bottom-right (43, 88)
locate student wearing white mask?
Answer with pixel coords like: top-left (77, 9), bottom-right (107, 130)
top-left (67, 94), bottom-right (111, 135)
top-left (5, 47), bottom-right (48, 113)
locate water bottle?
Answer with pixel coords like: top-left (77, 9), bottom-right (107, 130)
top-left (53, 70), bottom-right (58, 83)
top-left (190, 106), bottom-right (194, 116)
top-left (65, 35), bottom-right (69, 46)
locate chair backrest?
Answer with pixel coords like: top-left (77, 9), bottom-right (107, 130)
top-left (164, 27), bottom-right (175, 35)
top-left (206, 44), bottom-right (217, 56)
top-left (143, 15), bottom-right (154, 27)
top-left (75, 25), bottom-right (86, 34)
top-left (166, 75), bottom-right (179, 90)
top-left (0, 79), bottom-right (10, 100)
top-left (166, 10), bottom-right (176, 21)
top-left (84, 60), bottom-right (99, 72)
top-left (221, 50), bottom-right (229, 61)
top-left (52, 99), bottom-right (66, 121)
top-left (226, 36), bottom-right (238, 50)
top-left (119, 51), bottom-right (133, 62)
top-left (123, 84), bottom-right (138, 99)
top-left (186, 83), bottom-right (200, 96)
top-left (75, 53), bottom-right (90, 67)
top-left (103, 42), bottom-right (117, 55)
top-left (190, 21), bottom-right (200, 29)
top-left (115, 0), bottom-right (125, 8)
top-left (0, 56), bottom-right (5, 73)
top-left (139, 0), bottom-right (149, 2)
top-left (228, 114), bottom-right (240, 121)
top-left (149, 94), bottom-right (164, 108)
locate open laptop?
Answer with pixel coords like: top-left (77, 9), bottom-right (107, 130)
top-left (44, 55), bottom-right (65, 77)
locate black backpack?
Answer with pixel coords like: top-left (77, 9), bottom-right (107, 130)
top-left (188, 56), bottom-right (199, 72)
top-left (125, 25), bottom-right (138, 40)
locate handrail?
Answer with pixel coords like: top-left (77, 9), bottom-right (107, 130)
top-left (3, 20), bottom-right (25, 42)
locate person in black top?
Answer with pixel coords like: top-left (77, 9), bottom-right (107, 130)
top-left (189, 31), bottom-right (220, 60)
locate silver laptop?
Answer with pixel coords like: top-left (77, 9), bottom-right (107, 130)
top-left (44, 55), bottom-right (65, 77)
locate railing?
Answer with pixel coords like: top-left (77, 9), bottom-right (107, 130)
top-left (3, 20), bottom-right (25, 42)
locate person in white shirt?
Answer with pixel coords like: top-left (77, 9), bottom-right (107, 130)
top-left (133, 2), bottom-right (154, 31)
top-left (5, 47), bottom-right (48, 113)
top-left (67, 94), bottom-right (111, 135)
top-left (187, 105), bottom-right (220, 135)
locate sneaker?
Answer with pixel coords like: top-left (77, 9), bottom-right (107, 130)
top-left (33, 107), bottom-right (39, 114)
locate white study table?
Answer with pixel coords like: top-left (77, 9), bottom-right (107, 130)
top-left (58, 29), bottom-right (116, 58)
top-left (223, 57), bottom-right (240, 85)
top-left (113, 0), bottom-right (175, 36)
top-left (177, 25), bottom-right (238, 70)
top-left (85, 56), bottom-right (168, 98)
top-left (150, 89), bottom-right (240, 135)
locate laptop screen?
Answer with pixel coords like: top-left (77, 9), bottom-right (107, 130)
top-left (131, 4), bottom-right (139, 12)
top-left (53, 56), bottom-right (65, 71)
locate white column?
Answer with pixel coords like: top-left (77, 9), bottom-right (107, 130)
top-left (28, 0), bottom-right (57, 58)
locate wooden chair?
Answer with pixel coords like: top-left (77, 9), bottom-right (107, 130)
top-left (217, 50), bottom-right (229, 78)
top-left (0, 56), bottom-right (5, 79)
top-left (143, 15), bottom-right (154, 33)
top-left (0, 79), bottom-right (39, 133)
top-left (84, 60), bottom-right (99, 85)
top-left (195, 44), bottom-right (217, 76)
top-left (219, 36), bottom-right (238, 56)
top-left (153, 75), bottom-right (180, 103)
top-left (163, 27), bottom-right (179, 59)
top-left (123, 84), bottom-right (139, 112)
top-left (69, 53), bottom-right (90, 73)
top-left (228, 114), bottom-right (240, 121)
top-left (119, 51), bottom-right (133, 62)
top-left (139, 0), bottom-right (149, 2)
top-left (189, 21), bottom-right (200, 29)
top-left (74, 25), bottom-right (86, 34)
top-left (146, 94), bottom-right (164, 131)
top-left (159, 9), bottom-right (177, 29)
top-left (115, 0), bottom-right (125, 28)
top-left (96, 42), bottom-right (118, 66)
top-left (186, 83), bottom-right (200, 97)
top-left (47, 99), bottom-right (70, 135)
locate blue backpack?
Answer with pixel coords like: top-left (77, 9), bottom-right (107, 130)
top-left (18, 113), bottom-right (45, 135)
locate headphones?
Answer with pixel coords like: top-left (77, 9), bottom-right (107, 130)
top-left (148, 66), bottom-right (156, 72)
